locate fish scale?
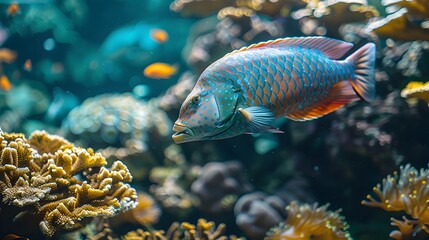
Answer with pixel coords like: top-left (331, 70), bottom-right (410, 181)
top-left (223, 48), bottom-right (352, 116)
top-left (172, 37), bottom-right (376, 143)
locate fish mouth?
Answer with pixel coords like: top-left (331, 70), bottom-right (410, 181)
top-left (172, 123), bottom-right (195, 144)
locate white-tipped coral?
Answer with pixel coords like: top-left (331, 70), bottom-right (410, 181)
top-left (401, 81), bottom-right (429, 105)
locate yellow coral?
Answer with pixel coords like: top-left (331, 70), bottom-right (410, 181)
top-left (122, 218), bottom-right (242, 240)
top-left (0, 130), bottom-right (138, 238)
top-left (217, 6), bottom-right (255, 19)
top-left (368, 8), bottom-right (429, 41)
top-left (362, 164), bottom-right (429, 239)
top-left (266, 201), bottom-right (352, 240)
top-left (368, 0), bottom-right (429, 41)
top-left (383, 0), bottom-right (429, 19)
top-left (400, 81), bottom-right (429, 104)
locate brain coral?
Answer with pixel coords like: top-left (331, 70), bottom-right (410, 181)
top-left (62, 93), bottom-right (171, 150)
top-left (0, 130), bottom-right (138, 238)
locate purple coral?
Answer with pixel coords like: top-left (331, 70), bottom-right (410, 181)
top-left (191, 161), bottom-right (252, 214)
top-left (234, 192), bottom-right (287, 240)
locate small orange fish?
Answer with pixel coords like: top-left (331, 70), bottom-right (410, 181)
top-left (7, 3), bottom-right (20, 16)
top-left (0, 48), bottom-right (17, 64)
top-left (24, 59), bottom-right (32, 71)
top-left (143, 62), bottom-right (177, 79)
top-left (150, 29), bottom-right (169, 43)
top-left (0, 75), bottom-right (11, 91)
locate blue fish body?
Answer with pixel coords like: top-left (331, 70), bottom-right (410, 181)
top-left (172, 37), bottom-right (376, 143)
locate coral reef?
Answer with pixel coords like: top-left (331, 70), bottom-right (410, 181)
top-left (401, 81), bottom-right (429, 105)
top-left (234, 178), bottom-right (314, 240)
top-left (8, 3), bottom-right (80, 43)
top-left (362, 164), bottom-right (429, 239)
top-left (381, 39), bottom-right (429, 77)
top-left (191, 161), bottom-right (252, 214)
top-left (326, 90), bottom-right (429, 174)
top-left (159, 71), bottom-right (197, 114)
top-left (368, 0), bottom-right (429, 41)
top-left (122, 218), bottom-right (241, 240)
top-left (4, 81), bottom-right (50, 117)
top-left (60, 216), bottom-right (121, 240)
top-left (62, 93), bottom-right (172, 180)
top-left (112, 192), bottom-right (161, 227)
top-left (184, 11), bottom-right (283, 73)
top-left (267, 201), bottom-right (352, 240)
top-left (293, 0), bottom-right (378, 37)
top-left (0, 130), bottom-right (137, 238)
top-left (149, 165), bottom-right (199, 214)
top-left (62, 93), bottom-right (171, 149)
top-left (234, 192), bottom-right (288, 239)
top-left (3, 0), bottom-right (429, 239)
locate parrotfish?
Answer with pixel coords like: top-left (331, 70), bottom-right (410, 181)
top-left (172, 37), bottom-right (375, 143)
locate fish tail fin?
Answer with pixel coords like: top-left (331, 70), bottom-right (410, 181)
top-left (346, 42), bottom-right (376, 102)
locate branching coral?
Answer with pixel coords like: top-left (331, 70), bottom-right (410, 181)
top-left (368, 0), bottom-right (429, 41)
top-left (362, 164), bottom-right (429, 239)
top-left (293, 0), bottom-right (378, 37)
top-left (0, 130), bottom-right (138, 238)
top-left (122, 218), bottom-right (242, 240)
top-left (267, 201), bottom-right (352, 240)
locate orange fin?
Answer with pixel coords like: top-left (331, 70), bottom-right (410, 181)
top-left (346, 43), bottom-right (376, 102)
top-left (286, 81), bottom-right (360, 121)
top-left (225, 37), bottom-right (353, 59)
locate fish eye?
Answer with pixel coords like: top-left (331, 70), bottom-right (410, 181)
top-left (191, 95), bottom-right (201, 105)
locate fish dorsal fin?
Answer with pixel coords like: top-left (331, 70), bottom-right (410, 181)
top-left (286, 81), bottom-right (360, 121)
top-left (225, 37), bottom-right (354, 59)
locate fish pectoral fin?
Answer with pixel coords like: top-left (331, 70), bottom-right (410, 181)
top-left (286, 81), bottom-right (360, 121)
top-left (238, 106), bottom-right (277, 133)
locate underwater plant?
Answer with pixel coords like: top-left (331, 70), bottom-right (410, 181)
top-left (0, 130), bottom-right (138, 238)
top-left (362, 164), bottom-right (429, 239)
